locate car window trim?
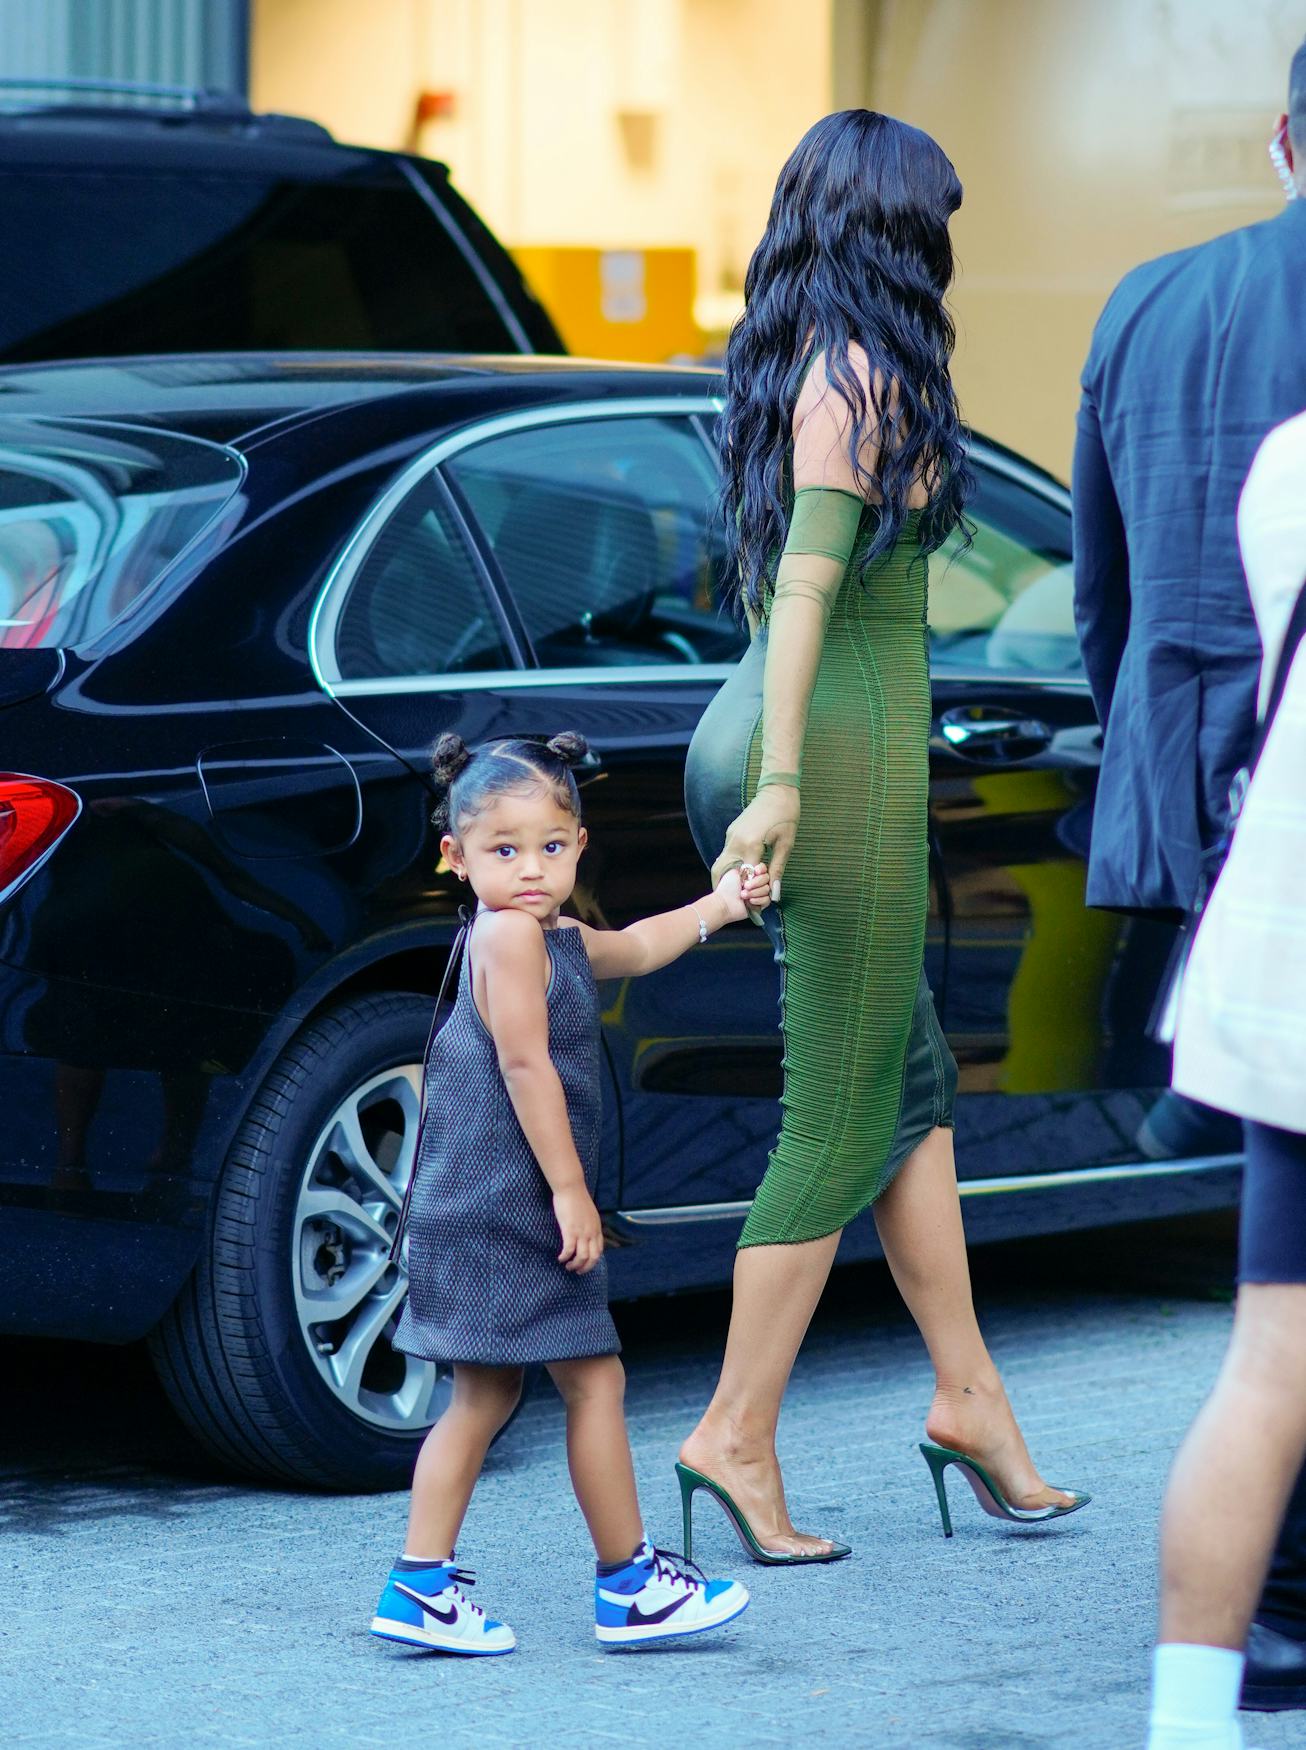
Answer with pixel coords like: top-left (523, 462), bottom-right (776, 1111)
top-left (439, 463), bottom-right (537, 661)
top-left (933, 447), bottom-right (1083, 687)
top-left (328, 662), bottom-right (741, 698)
top-left (442, 401), bottom-right (727, 674)
top-left (929, 666), bottom-right (1092, 692)
top-left (395, 158), bottom-right (531, 352)
top-left (309, 457), bottom-right (528, 689)
top-left (310, 396), bottom-right (725, 695)
top-left (310, 397), bottom-right (1084, 698)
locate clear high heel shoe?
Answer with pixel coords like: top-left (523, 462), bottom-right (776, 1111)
top-left (675, 1461), bottom-right (851, 1566)
top-left (919, 1442), bottom-right (1091, 1538)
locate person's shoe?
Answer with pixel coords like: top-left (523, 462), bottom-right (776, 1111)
top-left (676, 1460), bottom-right (851, 1565)
top-left (1136, 1091), bottom-right (1243, 1161)
top-left (371, 1560), bottom-right (515, 1655)
top-left (1241, 1621), bottom-right (1306, 1711)
top-left (919, 1442), bottom-right (1090, 1538)
top-left (594, 1542), bottom-right (749, 1647)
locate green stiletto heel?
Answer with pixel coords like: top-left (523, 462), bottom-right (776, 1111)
top-left (675, 1462), bottom-right (852, 1566)
top-left (918, 1443), bottom-right (1091, 1539)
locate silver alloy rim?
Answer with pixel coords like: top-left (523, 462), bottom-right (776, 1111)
top-left (291, 1064), bottom-right (449, 1433)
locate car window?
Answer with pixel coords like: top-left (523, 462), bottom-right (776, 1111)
top-left (928, 468), bottom-right (1079, 676)
top-left (446, 415), bottom-right (746, 669)
top-left (332, 477), bottom-right (513, 681)
top-left (0, 162), bottom-right (516, 363)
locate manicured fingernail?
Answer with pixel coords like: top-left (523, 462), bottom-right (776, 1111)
top-left (772, 880), bottom-right (781, 901)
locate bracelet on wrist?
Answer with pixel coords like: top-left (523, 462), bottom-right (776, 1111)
top-left (690, 904), bottom-right (710, 944)
top-left (758, 770), bottom-right (801, 792)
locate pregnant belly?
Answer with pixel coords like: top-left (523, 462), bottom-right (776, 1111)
top-left (684, 636), bottom-right (765, 870)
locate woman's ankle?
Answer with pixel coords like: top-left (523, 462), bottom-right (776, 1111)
top-left (680, 1413), bottom-right (776, 1468)
top-left (932, 1356), bottom-right (1003, 1399)
top-left (923, 1369), bottom-right (1015, 1450)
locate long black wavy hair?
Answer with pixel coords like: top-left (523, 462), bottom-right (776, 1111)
top-left (719, 109), bottom-right (973, 617)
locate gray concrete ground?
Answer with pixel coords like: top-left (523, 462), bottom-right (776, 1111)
top-left (4, 1219), bottom-right (1306, 1750)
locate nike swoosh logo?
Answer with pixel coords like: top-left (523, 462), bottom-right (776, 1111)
top-left (625, 1593), bottom-right (692, 1627)
top-left (394, 1580), bottom-right (458, 1626)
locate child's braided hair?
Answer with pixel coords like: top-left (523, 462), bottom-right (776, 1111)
top-left (430, 732), bottom-right (589, 836)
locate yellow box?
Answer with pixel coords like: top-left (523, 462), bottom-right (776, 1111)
top-left (513, 245), bottom-right (702, 364)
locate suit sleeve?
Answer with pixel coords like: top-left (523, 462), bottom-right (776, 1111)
top-left (1072, 377), bottom-right (1131, 729)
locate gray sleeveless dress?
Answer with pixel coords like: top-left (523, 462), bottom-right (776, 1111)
top-left (394, 915), bottom-right (620, 1366)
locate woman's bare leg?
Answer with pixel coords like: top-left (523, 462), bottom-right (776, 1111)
top-left (547, 1355), bottom-right (645, 1563)
top-left (874, 1125), bottom-right (1073, 1508)
top-left (679, 1229), bottom-right (843, 1557)
top-left (405, 1363), bottom-right (524, 1559)
top-left (1160, 1283), bottom-right (1306, 1646)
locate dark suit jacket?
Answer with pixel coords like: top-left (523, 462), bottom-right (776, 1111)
top-left (1073, 199), bottom-right (1306, 912)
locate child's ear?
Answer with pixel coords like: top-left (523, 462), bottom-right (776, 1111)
top-left (577, 824), bottom-right (589, 855)
top-left (441, 831), bottom-right (465, 877)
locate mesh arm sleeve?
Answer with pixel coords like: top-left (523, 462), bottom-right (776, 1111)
top-left (758, 487), bottom-right (863, 788)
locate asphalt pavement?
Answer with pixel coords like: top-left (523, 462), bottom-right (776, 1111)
top-left (4, 1214), bottom-right (1306, 1749)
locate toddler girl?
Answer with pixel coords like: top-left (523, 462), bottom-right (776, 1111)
top-left (370, 732), bottom-right (769, 1655)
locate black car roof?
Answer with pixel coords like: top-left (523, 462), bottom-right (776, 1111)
top-left (0, 352), bottom-right (721, 448)
top-left (0, 350), bottom-right (1068, 498)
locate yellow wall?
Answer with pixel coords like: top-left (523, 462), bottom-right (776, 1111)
top-left (512, 246), bottom-right (702, 362)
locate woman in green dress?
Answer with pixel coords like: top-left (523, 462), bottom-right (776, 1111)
top-left (680, 110), bottom-right (1087, 1560)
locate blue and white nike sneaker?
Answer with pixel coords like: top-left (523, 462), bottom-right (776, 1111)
top-left (594, 1542), bottom-right (749, 1646)
top-left (371, 1560), bottom-right (516, 1655)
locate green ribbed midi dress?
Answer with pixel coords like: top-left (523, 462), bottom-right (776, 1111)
top-left (683, 501), bottom-right (958, 1247)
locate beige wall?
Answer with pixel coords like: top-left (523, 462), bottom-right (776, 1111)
top-left (861, 0), bottom-right (1302, 475)
top-left (251, 0), bottom-right (418, 151)
top-left (251, 0), bottom-right (1303, 476)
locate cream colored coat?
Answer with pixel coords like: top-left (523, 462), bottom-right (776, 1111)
top-left (1172, 412), bottom-right (1306, 1131)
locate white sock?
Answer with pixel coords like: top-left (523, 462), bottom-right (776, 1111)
top-left (1146, 1643), bottom-right (1245, 1750)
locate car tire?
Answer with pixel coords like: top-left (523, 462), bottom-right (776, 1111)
top-left (149, 990), bottom-right (463, 1491)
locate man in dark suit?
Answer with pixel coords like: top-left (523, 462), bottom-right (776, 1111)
top-left (1073, 38), bottom-right (1306, 1722)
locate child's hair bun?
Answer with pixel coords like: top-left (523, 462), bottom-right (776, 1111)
top-left (431, 732), bottom-right (473, 787)
top-left (545, 730), bottom-right (589, 768)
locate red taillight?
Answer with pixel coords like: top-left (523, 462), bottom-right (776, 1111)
top-left (0, 774), bottom-right (81, 897)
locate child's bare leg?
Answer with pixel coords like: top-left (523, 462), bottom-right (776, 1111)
top-left (547, 1356), bottom-right (644, 1563)
top-left (404, 1363), bottom-right (524, 1558)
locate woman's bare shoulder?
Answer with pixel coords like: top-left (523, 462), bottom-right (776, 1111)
top-left (792, 344), bottom-right (881, 495)
top-left (795, 343), bottom-right (877, 421)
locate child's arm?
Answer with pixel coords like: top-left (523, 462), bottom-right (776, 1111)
top-left (477, 910), bottom-right (603, 1274)
top-left (576, 864), bottom-right (772, 981)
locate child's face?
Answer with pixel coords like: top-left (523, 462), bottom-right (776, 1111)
top-left (442, 785), bottom-right (587, 924)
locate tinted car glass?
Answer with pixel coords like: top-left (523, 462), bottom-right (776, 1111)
top-left (448, 415), bottom-right (746, 668)
top-left (0, 162), bottom-right (516, 361)
top-left (0, 418), bottom-right (242, 649)
top-left (332, 476), bottom-right (514, 681)
top-left (928, 469), bottom-right (1079, 676)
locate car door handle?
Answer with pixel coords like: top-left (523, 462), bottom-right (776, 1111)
top-left (936, 706), bottom-right (1052, 760)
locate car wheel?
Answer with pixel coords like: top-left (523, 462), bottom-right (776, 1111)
top-left (149, 990), bottom-right (462, 1490)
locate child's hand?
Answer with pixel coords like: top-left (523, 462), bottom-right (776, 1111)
top-left (715, 861), bottom-right (772, 922)
top-left (554, 1185), bottom-right (604, 1273)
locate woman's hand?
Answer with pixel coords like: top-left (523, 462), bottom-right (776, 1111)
top-left (711, 787), bottom-right (800, 900)
top-left (554, 1184), bottom-right (604, 1274)
top-left (715, 861), bottom-right (772, 922)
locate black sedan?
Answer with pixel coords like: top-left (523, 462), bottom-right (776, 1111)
top-left (0, 355), bottom-right (1239, 1489)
